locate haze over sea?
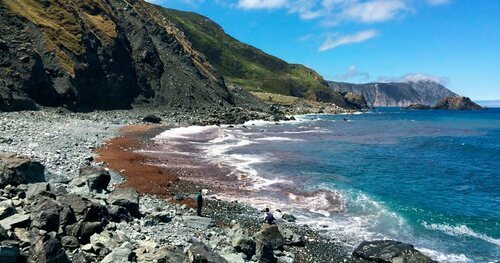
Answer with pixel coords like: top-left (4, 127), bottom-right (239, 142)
top-left (154, 108), bottom-right (500, 262)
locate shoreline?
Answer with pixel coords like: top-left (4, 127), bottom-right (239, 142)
top-left (94, 122), bottom-right (356, 262)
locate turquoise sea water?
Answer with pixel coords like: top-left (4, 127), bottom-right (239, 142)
top-left (155, 108), bottom-right (499, 262)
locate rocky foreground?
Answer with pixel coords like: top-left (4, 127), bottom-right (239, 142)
top-left (0, 110), bottom-right (437, 263)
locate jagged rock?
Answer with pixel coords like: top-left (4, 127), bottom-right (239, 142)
top-left (0, 154), bottom-right (45, 187)
top-left (187, 243), bottom-right (228, 263)
top-left (0, 200), bottom-right (16, 220)
top-left (352, 240), bottom-right (437, 263)
top-left (78, 166), bottom-right (111, 192)
top-left (0, 240), bottom-right (21, 263)
top-left (180, 216), bottom-right (214, 230)
top-left (26, 182), bottom-right (51, 200)
top-left (106, 205), bottom-right (132, 223)
top-left (101, 243), bottom-right (136, 263)
top-left (61, 236), bottom-right (79, 250)
top-left (253, 225), bottom-right (284, 263)
top-left (108, 189), bottom-right (140, 218)
top-left (146, 211), bottom-right (171, 224)
top-left (57, 194), bottom-right (106, 222)
top-left (281, 214), bottom-right (296, 223)
top-left (0, 213), bottom-right (30, 230)
top-left (142, 115), bottom-right (162, 124)
top-left (29, 235), bottom-right (70, 263)
top-left (13, 228), bottom-right (30, 247)
top-left (230, 225), bottom-right (255, 259)
top-left (344, 92), bottom-right (369, 109)
top-left (66, 221), bottom-right (104, 244)
top-left (0, 225), bottom-right (8, 241)
top-left (281, 229), bottom-right (304, 247)
top-left (90, 231), bottom-right (120, 253)
top-left (31, 197), bottom-right (76, 232)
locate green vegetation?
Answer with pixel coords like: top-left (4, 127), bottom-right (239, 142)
top-left (157, 7), bottom-right (333, 99)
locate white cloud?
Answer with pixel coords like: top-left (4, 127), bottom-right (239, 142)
top-left (377, 73), bottom-right (449, 85)
top-left (237, 0), bottom-right (288, 9)
top-left (335, 66), bottom-right (370, 81)
top-left (339, 0), bottom-right (408, 23)
top-left (319, 30), bottom-right (378, 51)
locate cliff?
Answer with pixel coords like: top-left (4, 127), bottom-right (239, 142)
top-left (433, 96), bottom-right (484, 110)
top-left (329, 80), bottom-right (457, 107)
top-left (0, 0), bottom-right (361, 112)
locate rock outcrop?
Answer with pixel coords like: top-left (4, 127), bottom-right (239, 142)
top-left (352, 240), bottom-right (437, 263)
top-left (329, 80), bottom-right (457, 107)
top-left (433, 96), bottom-right (484, 110)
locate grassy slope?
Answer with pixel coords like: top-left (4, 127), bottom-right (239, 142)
top-left (158, 8), bottom-right (333, 99)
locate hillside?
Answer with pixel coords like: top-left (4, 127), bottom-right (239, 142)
top-left (159, 8), bottom-right (350, 104)
top-left (0, 0), bottom-right (257, 112)
top-left (329, 80), bottom-right (457, 107)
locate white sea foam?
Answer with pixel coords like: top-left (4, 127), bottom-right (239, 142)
top-left (422, 223), bottom-right (500, 246)
top-left (417, 247), bottom-right (472, 263)
top-left (254, 137), bottom-right (303, 141)
top-left (155, 126), bottom-right (215, 140)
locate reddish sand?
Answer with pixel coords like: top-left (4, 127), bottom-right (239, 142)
top-left (95, 125), bottom-right (196, 207)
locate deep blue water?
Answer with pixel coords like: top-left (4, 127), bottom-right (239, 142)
top-left (156, 108), bottom-right (500, 262)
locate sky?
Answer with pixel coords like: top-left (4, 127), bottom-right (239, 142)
top-left (147, 0), bottom-right (500, 100)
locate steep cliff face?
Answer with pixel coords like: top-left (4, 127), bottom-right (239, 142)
top-left (0, 0), bottom-right (237, 112)
top-left (329, 81), bottom-right (457, 107)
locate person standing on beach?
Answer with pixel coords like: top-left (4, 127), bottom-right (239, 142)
top-left (195, 189), bottom-right (203, 217)
top-left (263, 208), bottom-right (275, 224)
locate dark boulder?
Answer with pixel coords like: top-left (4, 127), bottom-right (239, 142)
top-left (252, 224), bottom-right (284, 263)
top-left (142, 115), bottom-right (162, 124)
top-left (106, 205), bottom-right (132, 223)
top-left (30, 197), bottom-right (76, 232)
top-left (187, 243), bottom-right (228, 263)
top-left (0, 154), bottom-right (45, 187)
top-left (0, 225), bottom-right (8, 241)
top-left (78, 166), bottom-right (111, 192)
top-left (231, 234), bottom-right (256, 260)
top-left (61, 236), bottom-right (79, 250)
top-left (66, 221), bottom-right (104, 244)
top-left (26, 182), bottom-right (51, 200)
top-left (0, 200), bottom-right (16, 220)
top-left (107, 189), bottom-right (140, 218)
top-left (29, 235), bottom-right (70, 263)
top-left (57, 194), bottom-right (106, 222)
top-left (281, 213), bottom-right (296, 223)
top-left (352, 240), bottom-right (437, 263)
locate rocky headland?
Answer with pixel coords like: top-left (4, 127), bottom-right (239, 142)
top-left (406, 96), bottom-right (484, 111)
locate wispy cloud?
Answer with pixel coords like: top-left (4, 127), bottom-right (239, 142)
top-left (319, 30), bottom-right (378, 51)
top-left (377, 73), bottom-right (449, 85)
top-left (237, 0), bottom-right (288, 9)
top-left (335, 66), bottom-right (370, 81)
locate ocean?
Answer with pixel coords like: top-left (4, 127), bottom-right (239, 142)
top-left (151, 108), bottom-right (500, 262)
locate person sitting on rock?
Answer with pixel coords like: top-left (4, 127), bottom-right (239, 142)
top-left (262, 208), bottom-right (275, 224)
top-left (195, 189), bottom-right (203, 217)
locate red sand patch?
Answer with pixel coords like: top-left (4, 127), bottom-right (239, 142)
top-left (95, 125), bottom-right (196, 207)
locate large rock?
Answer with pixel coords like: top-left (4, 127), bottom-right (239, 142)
top-left (0, 225), bottom-right (8, 241)
top-left (406, 104), bottom-right (431, 110)
top-left (253, 225), bottom-right (284, 263)
top-left (101, 243), bottom-right (136, 263)
top-left (26, 182), bottom-right (51, 200)
top-left (187, 243), bottom-right (228, 263)
top-left (29, 235), bottom-right (70, 263)
top-left (142, 115), bottom-right (162, 124)
top-left (107, 189), bottom-right (140, 218)
top-left (66, 221), bottom-right (104, 244)
top-left (0, 200), bottom-right (16, 220)
top-left (57, 194), bottom-right (106, 222)
top-left (281, 229), bottom-right (305, 247)
top-left (433, 96), bottom-right (484, 110)
top-left (30, 197), bottom-right (76, 232)
top-left (78, 166), bottom-right (111, 192)
top-left (230, 225), bottom-right (255, 259)
top-left (0, 213), bottom-right (31, 230)
top-left (106, 205), bottom-right (132, 223)
top-left (0, 240), bottom-right (21, 263)
top-left (180, 216), bottom-right (214, 230)
top-left (352, 240), bottom-right (437, 263)
top-left (344, 92), bottom-right (369, 110)
top-left (0, 154), bottom-right (45, 187)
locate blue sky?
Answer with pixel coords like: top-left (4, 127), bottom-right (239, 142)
top-left (148, 0), bottom-right (499, 100)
